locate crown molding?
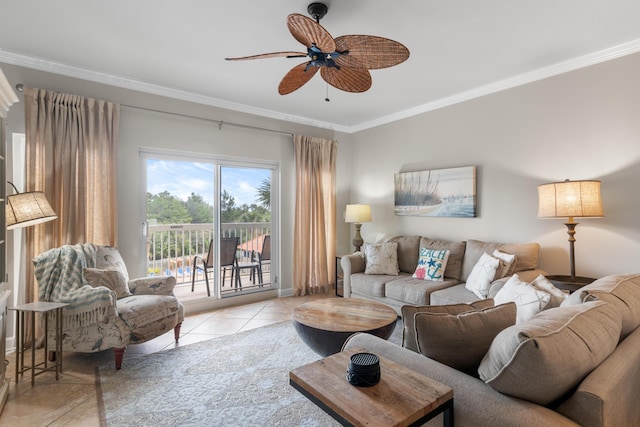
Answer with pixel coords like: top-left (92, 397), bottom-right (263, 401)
top-left (348, 39), bottom-right (640, 133)
top-left (0, 50), bottom-right (346, 133)
top-left (3, 38), bottom-right (640, 134)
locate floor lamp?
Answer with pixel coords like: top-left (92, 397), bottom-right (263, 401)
top-left (345, 204), bottom-right (371, 252)
top-left (537, 179), bottom-right (603, 284)
top-left (6, 182), bottom-right (58, 230)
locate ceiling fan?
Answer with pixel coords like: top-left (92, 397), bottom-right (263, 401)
top-left (225, 2), bottom-right (410, 95)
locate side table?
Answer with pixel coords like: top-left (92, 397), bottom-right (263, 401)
top-left (10, 301), bottom-right (68, 385)
top-left (546, 275), bottom-right (596, 294)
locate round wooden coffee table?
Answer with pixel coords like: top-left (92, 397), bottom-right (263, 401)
top-left (292, 298), bottom-right (398, 356)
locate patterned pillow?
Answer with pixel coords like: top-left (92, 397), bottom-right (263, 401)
top-left (364, 242), bottom-right (399, 275)
top-left (494, 274), bottom-right (551, 323)
top-left (84, 267), bottom-right (132, 299)
top-left (529, 275), bottom-right (568, 309)
top-left (412, 248), bottom-right (450, 281)
top-left (465, 253), bottom-right (500, 298)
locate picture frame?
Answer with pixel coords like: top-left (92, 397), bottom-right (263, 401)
top-left (394, 166), bottom-right (476, 217)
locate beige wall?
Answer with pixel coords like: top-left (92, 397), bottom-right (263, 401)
top-left (0, 63), bottom-right (340, 310)
top-left (348, 53), bottom-right (640, 278)
top-left (2, 48), bottom-right (640, 305)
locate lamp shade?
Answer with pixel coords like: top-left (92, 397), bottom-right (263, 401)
top-left (6, 191), bottom-right (57, 230)
top-left (345, 204), bottom-right (372, 224)
top-left (537, 180), bottom-right (604, 219)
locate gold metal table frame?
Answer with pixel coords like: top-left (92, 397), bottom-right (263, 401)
top-left (10, 302), bottom-right (68, 385)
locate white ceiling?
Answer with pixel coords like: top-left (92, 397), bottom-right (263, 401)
top-left (2, 0), bottom-right (640, 133)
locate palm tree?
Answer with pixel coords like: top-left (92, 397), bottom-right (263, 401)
top-left (256, 177), bottom-right (270, 209)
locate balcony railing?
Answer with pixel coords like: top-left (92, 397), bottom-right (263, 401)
top-left (147, 222), bottom-right (271, 290)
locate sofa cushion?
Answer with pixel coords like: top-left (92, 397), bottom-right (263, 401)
top-left (350, 272), bottom-right (409, 298)
top-left (465, 252), bottom-right (501, 298)
top-left (412, 248), bottom-right (450, 281)
top-left (385, 277), bottom-right (458, 306)
top-left (462, 240), bottom-right (540, 281)
top-left (83, 267), bottom-right (132, 299)
top-left (429, 283), bottom-right (480, 305)
top-left (401, 299), bottom-right (494, 352)
top-left (415, 302), bottom-right (516, 376)
top-left (494, 274), bottom-right (551, 324)
top-left (364, 242), bottom-right (399, 275)
top-left (117, 294), bottom-right (182, 329)
top-left (561, 273), bottom-right (640, 339)
top-left (478, 301), bottom-right (622, 406)
top-left (387, 235), bottom-right (421, 274)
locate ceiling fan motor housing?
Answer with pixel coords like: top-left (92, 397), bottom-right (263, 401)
top-left (307, 2), bottom-right (328, 22)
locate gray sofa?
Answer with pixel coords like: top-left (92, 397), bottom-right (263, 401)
top-left (341, 236), bottom-right (546, 314)
top-left (343, 273), bottom-right (640, 426)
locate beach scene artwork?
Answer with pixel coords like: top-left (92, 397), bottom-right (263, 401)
top-left (394, 166), bottom-right (476, 217)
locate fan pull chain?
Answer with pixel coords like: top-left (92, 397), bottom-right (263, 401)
top-left (325, 83), bottom-right (330, 102)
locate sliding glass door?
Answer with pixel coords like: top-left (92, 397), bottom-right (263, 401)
top-left (142, 151), bottom-right (277, 302)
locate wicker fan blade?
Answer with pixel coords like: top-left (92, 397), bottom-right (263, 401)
top-left (287, 13), bottom-right (336, 53)
top-left (279, 62), bottom-right (319, 95)
top-left (320, 66), bottom-right (372, 93)
top-left (333, 35), bottom-right (410, 70)
top-left (225, 51), bottom-right (307, 61)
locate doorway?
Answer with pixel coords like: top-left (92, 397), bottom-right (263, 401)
top-left (142, 152), bottom-right (277, 302)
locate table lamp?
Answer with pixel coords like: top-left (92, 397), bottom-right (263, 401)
top-left (537, 179), bottom-right (603, 282)
top-left (345, 204), bottom-right (371, 252)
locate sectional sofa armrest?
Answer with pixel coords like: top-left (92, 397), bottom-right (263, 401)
top-left (556, 326), bottom-right (640, 427)
top-left (128, 275), bottom-right (177, 295)
top-left (340, 254), bottom-right (365, 298)
top-left (343, 333), bottom-right (579, 426)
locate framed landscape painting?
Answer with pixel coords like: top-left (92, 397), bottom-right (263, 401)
top-left (394, 166), bottom-right (476, 217)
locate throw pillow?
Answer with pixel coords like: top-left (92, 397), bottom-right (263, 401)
top-left (494, 274), bottom-right (551, 323)
top-left (529, 275), bottom-right (568, 309)
top-left (478, 301), bottom-right (622, 405)
top-left (401, 299), bottom-right (495, 352)
top-left (364, 242), bottom-right (399, 275)
top-left (83, 267), bottom-right (132, 299)
top-left (465, 252), bottom-right (500, 298)
top-left (492, 249), bottom-right (516, 279)
top-left (412, 248), bottom-right (450, 281)
top-left (414, 302), bottom-right (517, 376)
top-left (561, 273), bottom-right (640, 340)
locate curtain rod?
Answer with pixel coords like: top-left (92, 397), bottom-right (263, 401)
top-left (122, 104), bottom-right (294, 137)
top-left (15, 83), bottom-right (293, 137)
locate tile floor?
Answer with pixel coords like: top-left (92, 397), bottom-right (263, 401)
top-left (0, 293), bottom-right (335, 426)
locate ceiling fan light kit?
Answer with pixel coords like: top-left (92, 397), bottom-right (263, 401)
top-left (226, 2), bottom-right (409, 95)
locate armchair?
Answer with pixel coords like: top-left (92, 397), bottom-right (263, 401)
top-left (33, 243), bottom-right (184, 369)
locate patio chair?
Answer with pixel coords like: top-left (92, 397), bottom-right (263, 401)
top-left (253, 235), bottom-right (271, 286)
top-left (230, 237), bottom-right (261, 289)
top-left (192, 237), bottom-right (236, 296)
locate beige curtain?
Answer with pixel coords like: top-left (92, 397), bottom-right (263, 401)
top-left (293, 135), bottom-right (337, 295)
top-left (23, 87), bottom-right (119, 309)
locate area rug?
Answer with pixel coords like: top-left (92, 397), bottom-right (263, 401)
top-left (98, 320), bottom-right (402, 426)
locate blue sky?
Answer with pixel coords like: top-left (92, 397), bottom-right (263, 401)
top-left (146, 159), bottom-right (270, 206)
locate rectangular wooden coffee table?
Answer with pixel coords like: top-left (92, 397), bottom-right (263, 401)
top-left (290, 347), bottom-right (454, 426)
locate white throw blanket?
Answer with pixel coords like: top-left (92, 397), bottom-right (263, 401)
top-left (34, 243), bottom-right (114, 326)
